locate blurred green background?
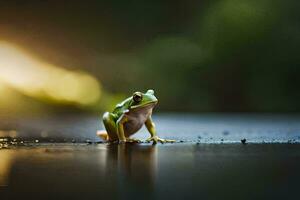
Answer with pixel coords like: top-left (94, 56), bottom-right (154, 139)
top-left (0, 0), bottom-right (299, 116)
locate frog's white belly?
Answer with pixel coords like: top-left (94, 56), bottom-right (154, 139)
top-left (124, 104), bottom-right (154, 137)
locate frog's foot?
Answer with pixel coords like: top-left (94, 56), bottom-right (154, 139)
top-left (97, 130), bottom-right (109, 141)
top-left (145, 136), bottom-right (176, 144)
top-left (125, 138), bottom-right (141, 143)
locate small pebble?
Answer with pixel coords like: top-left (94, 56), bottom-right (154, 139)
top-left (241, 138), bottom-right (247, 144)
top-left (86, 140), bottom-right (93, 144)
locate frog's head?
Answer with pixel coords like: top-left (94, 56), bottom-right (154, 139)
top-left (130, 89), bottom-right (158, 109)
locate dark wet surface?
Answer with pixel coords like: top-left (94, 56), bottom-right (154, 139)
top-left (1, 114), bottom-right (300, 199)
top-left (1, 143), bottom-right (300, 200)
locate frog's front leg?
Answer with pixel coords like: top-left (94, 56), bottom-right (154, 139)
top-left (145, 116), bottom-right (175, 144)
top-left (116, 114), bottom-right (128, 143)
top-left (116, 114), bottom-right (141, 143)
top-left (115, 113), bottom-right (141, 143)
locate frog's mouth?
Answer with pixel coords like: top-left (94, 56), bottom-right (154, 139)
top-left (130, 100), bottom-right (158, 109)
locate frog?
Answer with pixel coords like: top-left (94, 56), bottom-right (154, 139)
top-left (97, 89), bottom-right (175, 144)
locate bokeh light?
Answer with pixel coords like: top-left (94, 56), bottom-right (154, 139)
top-left (0, 41), bottom-right (101, 106)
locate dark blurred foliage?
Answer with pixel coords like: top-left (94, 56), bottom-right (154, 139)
top-left (0, 0), bottom-right (299, 113)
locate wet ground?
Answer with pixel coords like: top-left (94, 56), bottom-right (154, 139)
top-left (1, 114), bottom-right (300, 199)
top-left (1, 113), bottom-right (300, 143)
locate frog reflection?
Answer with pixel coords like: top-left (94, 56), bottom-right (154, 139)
top-left (105, 143), bottom-right (157, 198)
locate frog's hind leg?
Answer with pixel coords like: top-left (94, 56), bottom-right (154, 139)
top-left (98, 112), bottom-right (119, 142)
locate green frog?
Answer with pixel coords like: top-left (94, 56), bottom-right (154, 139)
top-left (97, 89), bottom-right (175, 144)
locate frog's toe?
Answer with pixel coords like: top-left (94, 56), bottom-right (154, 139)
top-left (145, 136), bottom-right (175, 144)
top-left (157, 138), bottom-right (175, 143)
top-left (118, 140), bottom-right (127, 144)
top-left (126, 138), bottom-right (141, 143)
top-left (157, 138), bottom-right (166, 144)
top-left (164, 139), bottom-right (176, 143)
top-left (145, 137), bottom-right (156, 143)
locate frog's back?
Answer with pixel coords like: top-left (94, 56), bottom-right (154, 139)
top-left (112, 97), bottom-right (132, 119)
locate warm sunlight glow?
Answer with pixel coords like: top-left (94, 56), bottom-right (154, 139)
top-left (0, 150), bottom-right (12, 186)
top-left (0, 41), bottom-right (101, 106)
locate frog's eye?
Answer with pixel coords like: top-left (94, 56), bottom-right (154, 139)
top-left (133, 92), bottom-right (143, 103)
